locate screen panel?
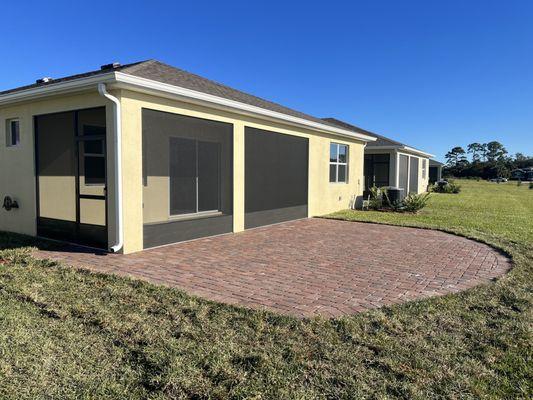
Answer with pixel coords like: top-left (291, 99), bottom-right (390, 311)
top-left (399, 154), bottom-right (409, 194)
top-left (245, 127), bottom-right (308, 228)
top-left (409, 156), bottom-right (419, 194)
top-left (198, 141), bottom-right (220, 212)
top-left (36, 111), bottom-right (77, 222)
top-left (169, 137), bottom-right (197, 215)
top-left (142, 108), bottom-right (233, 248)
top-left (35, 107), bottom-right (107, 249)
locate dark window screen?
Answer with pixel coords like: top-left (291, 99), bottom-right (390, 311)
top-left (198, 141), bottom-right (220, 211)
top-left (373, 163), bottom-right (389, 186)
top-left (84, 139), bottom-right (104, 155)
top-left (364, 154), bottom-right (390, 191)
top-left (399, 154), bottom-right (409, 192)
top-left (10, 120), bottom-right (20, 145)
top-left (409, 157), bottom-right (419, 194)
top-left (245, 127), bottom-right (308, 213)
top-left (82, 125), bottom-right (106, 136)
top-left (170, 137), bottom-right (197, 215)
top-left (84, 156), bottom-right (105, 185)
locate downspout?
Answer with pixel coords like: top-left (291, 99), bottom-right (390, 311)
top-left (98, 83), bottom-right (123, 253)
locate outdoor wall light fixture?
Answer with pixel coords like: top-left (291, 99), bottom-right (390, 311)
top-left (2, 196), bottom-right (19, 211)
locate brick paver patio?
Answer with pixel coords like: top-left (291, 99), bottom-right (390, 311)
top-left (34, 219), bottom-right (511, 318)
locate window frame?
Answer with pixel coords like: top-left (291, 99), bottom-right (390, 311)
top-left (329, 142), bottom-right (349, 183)
top-left (78, 136), bottom-right (106, 187)
top-left (168, 136), bottom-right (222, 219)
top-left (6, 118), bottom-right (20, 147)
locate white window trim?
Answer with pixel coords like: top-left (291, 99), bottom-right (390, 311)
top-left (167, 136), bottom-right (222, 219)
top-left (6, 118), bottom-right (20, 147)
top-left (330, 142), bottom-right (349, 183)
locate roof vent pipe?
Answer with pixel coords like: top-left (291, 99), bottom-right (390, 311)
top-left (36, 77), bottom-right (53, 84)
top-left (100, 62), bottom-right (121, 70)
top-left (97, 83), bottom-right (123, 253)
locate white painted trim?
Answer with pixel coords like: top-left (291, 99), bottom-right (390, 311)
top-left (406, 154), bottom-right (411, 194)
top-left (395, 150), bottom-right (400, 187)
top-left (0, 73), bottom-right (116, 106)
top-left (329, 142), bottom-right (349, 183)
top-left (112, 72), bottom-right (377, 142)
top-left (366, 144), bottom-right (434, 158)
top-left (403, 146), bottom-right (435, 158)
top-left (1, 71), bottom-right (378, 142)
top-left (97, 83), bottom-right (123, 253)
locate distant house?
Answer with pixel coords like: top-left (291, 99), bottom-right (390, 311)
top-left (322, 118), bottom-right (434, 197)
top-left (429, 159), bottom-right (444, 183)
top-left (511, 167), bottom-right (533, 181)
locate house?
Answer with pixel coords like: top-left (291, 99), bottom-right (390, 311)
top-left (0, 60), bottom-right (377, 253)
top-left (322, 118), bottom-right (434, 197)
top-left (429, 159), bottom-right (444, 183)
top-left (511, 167), bottom-right (533, 181)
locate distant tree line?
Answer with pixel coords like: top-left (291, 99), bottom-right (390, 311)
top-left (443, 141), bottom-right (532, 179)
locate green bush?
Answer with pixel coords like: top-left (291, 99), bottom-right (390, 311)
top-left (402, 192), bottom-right (431, 213)
top-left (431, 180), bottom-right (461, 194)
top-left (368, 186), bottom-right (384, 210)
top-left (529, 182), bottom-right (533, 190)
top-left (366, 186), bottom-right (430, 213)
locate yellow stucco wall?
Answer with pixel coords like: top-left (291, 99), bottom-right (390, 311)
top-left (418, 157), bottom-right (430, 193)
top-left (0, 92), bottom-right (114, 241)
top-left (1, 89), bottom-right (367, 254)
top-left (119, 89), bottom-right (366, 253)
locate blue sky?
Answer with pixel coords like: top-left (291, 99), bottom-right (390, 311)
top-left (1, 0), bottom-right (531, 161)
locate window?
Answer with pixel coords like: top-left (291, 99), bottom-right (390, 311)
top-left (79, 123), bottom-right (106, 186)
top-left (82, 139), bottom-right (105, 185)
top-left (6, 119), bottom-right (20, 147)
top-left (422, 159), bottom-right (427, 179)
top-left (329, 142), bottom-right (348, 183)
top-left (169, 137), bottom-right (221, 216)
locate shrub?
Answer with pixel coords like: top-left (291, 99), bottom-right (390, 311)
top-left (529, 182), bottom-right (533, 190)
top-left (367, 186), bottom-right (430, 213)
top-left (402, 192), bottom-right (431, 213)
top-left (517, 180), bottom-right (522, 186)
top-left (368, 186), bottom-right (384, 210)
top-left (431, 179), bottom-right (461, 194)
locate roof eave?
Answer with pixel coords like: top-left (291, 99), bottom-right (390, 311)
top-left (366, 144), bottom-right (434, 158)
top-left (112, 72), bottom-right (377, 142)
top-left (0, 73), bottom-right (116, 107)
top-left (0, 71), bottom-right (377, 142)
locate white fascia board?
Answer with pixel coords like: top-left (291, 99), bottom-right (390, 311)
top-left (402, 146), bottom-right (434, 158)
top-left (112, 72), bottom-right (377, 142)
top-left (367, 144), bottom-right (433, 158)
top-left (0, 73), bottom-right (116, 106)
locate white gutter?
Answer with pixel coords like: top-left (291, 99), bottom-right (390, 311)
top-left (0, 73), bottom-right (115, 106)
top-left (97, 83), bottom-right (123, 253)
top-left (0, 71), bottom-right (377, 142)
top-left (366, 144), bottom-right (434, 158)
top-left (113, 72), bottom-right (377, 142)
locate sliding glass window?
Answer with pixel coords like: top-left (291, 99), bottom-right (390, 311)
top-left (169, 137), bottom-right (221, 216)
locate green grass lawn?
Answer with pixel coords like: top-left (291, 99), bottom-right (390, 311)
top-left (0, 180), bottom-right (531, 399)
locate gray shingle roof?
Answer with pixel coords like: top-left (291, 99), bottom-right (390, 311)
top-left (0, 60), bottom-right (349, 131)
top-left (0, 61), bottom-right (146, 96)
top-left (429, 159), bottom-right (444, 166)
top-left (323, 117), bottom-right (435, 158)
top-left (322, 118), bottom-right (402, 147)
